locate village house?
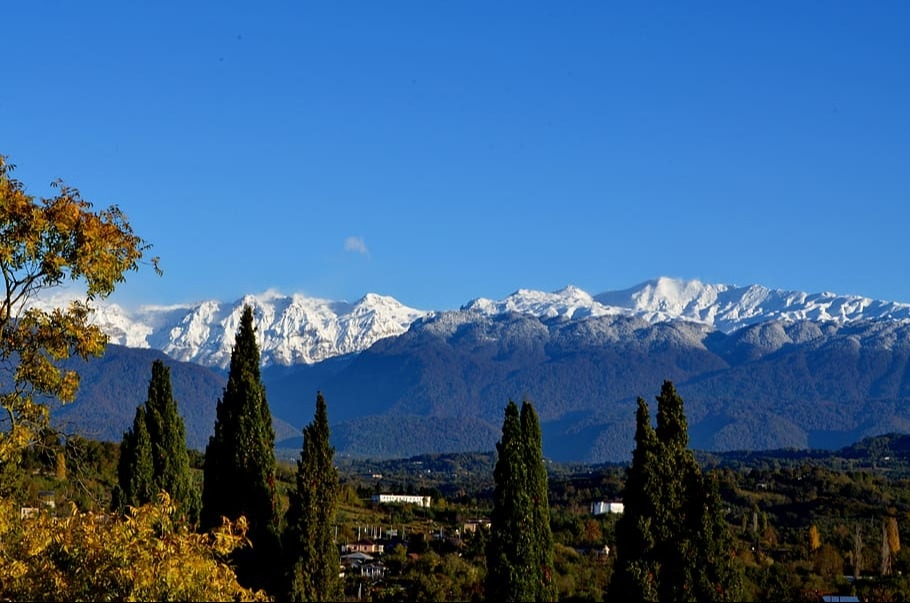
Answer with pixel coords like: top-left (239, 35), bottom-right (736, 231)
top-left (344, 539), bottom-right (385, 555)
top-left (590, 500), bottom-right (624, 515)
top-left (371, 493), bottom-right (432, 507)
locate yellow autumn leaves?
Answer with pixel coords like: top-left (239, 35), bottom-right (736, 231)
top-left (0, 493), bottom-right (267, 601)
top-left (0, 154), bottom-right (152, 462)
top-left (0, 152), bottom-right (265, 600)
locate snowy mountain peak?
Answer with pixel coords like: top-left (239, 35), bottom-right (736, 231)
top-left (462, 285), bottom-right (623, 321)
top-left (86, 291), bottom-right (427, 369)
top-left (54, 277), bottom-right (910, 369)
top-left (596, 278), bottom-right (910, 332)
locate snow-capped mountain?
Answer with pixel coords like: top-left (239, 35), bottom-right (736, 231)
top-left (87, 291), bottom-right (427, 369)
top-left (464, 277), bottom-right (910, 333)
top-left (77, 277), bottom-right (910, 369)
top-left (462, 285), bottom-right (627, 321)
top-left (594, 277), bottom-right (910, 332)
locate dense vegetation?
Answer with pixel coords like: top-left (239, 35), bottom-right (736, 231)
top-left (11, 422), bottom-right (910, 600)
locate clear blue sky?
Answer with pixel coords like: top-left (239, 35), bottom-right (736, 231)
top-left (3, 2), bottom-right (908, 310)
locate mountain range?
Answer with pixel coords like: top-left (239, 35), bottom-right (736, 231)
top-left (87, 277), bottom-right (910, 368)
top-left (49, 277), bottom-right (910, 462)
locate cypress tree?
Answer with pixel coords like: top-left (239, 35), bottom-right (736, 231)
top-left (201, 304), bottom-right (280, 593)
top-left (284, 391), bottom-right (342, 602)
top-left (610, 380), bottom-right (742, 602)
top-left (114, 405), bottom-right (155, 511)
top-left (488, 399), bottom-right (555, 602)
top-left (653, 381), bottom-right (703, 602)
top-left (144, 359), bottom-right (201, 523)
top-left (113, 361), bottom-right (200, 522)
top-left (687, 473), bottom-right (743, 601)
top-left (486, 400), bottom-right (532, 602)
top-left (520, 400), bottom-right (556, 602)
top-left (610, 397), bottom-right (661, 602)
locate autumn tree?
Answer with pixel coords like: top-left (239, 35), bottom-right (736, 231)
top-left (114, 360), bottom-right (200, 523)
top-left (809, 524), bottom-right (821, 554)
top-left (887, 516), bottom-right (901, 558)
top-left (0, 492), bottom-right (265, 601)
top-left (201, 305), bottom-right (280, 593)
top-left (486, 399), bottom-right (556, 602)
top-left (283, 391), bottom-right (342, 602)
top-left (610, 380), bottom-right (743, 602)
top-left (853, 524), bottom-right (864, 579)
top-left (0, 153), bottom-right (157, 475)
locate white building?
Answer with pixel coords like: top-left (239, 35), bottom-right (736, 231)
top-left (371, 493), bottom-right (432, 508)
top-left (590, 501), bottom-right (624, 515)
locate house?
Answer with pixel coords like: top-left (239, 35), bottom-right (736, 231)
top-left (344, 539), bottom-right (385, 555)
top-left (462, 519), bottom-right (491, 533)
top-left (37, 490), bottom-right (56, 509)
top-left (358, 562), bottom-right (385, 580)
top-left (590, 500), bottom-right (624, 515)
top-left (341, 551), bottom-right (374, 566)
top-left (371, 493), bottom-right (432, 507)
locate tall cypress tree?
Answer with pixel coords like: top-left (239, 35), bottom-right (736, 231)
top-left (520, 400), bottom-right (556, 602)
top-left (688, 473), bottom-right (743, 601)
top-left (201, 304), bottom-right (280, 593)
top-left (114, 405), bottom-right (155, 511)
top-left (113, 361), bottom-right (200, 523)
top-left (609, 397), bottom-right (661, 602)
top-left (487, 399), bottom-right (555, 602)
top-left (610, 380), bottom-right (742, 602)
top-left (144, 359), bottom-right (200, 523)
top-left (486, 400), bottom-right (532, 602)
top-left (284, 391), bottom-right (342, 602)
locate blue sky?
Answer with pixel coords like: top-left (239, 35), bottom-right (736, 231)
top-left (3, 2), bottom-right (908, 310)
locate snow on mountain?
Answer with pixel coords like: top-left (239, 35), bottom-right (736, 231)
top-left (84, 292), bottom-right (428, 369)
top-left (36, 277), bottom-right (910, 369)
top-left (595, 276), bottom-right (910, 332)
top-left (462, 285), bottom-right (629, 321)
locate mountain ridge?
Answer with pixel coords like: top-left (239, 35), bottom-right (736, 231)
top-left (74, 277), bottom-right (910, 369)
top-left (46, 280), bottom-right (910, 463)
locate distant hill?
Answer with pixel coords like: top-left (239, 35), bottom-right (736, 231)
top-left (263, 313), bottom-right (910, 463)
top-left (52, 345), bottom-right (299, 450)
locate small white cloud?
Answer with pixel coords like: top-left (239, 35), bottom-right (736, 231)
top-left (344, 236), bottom-right (370, 256)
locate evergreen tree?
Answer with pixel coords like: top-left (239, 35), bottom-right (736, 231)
top-left (114, 405), bottom-right (155, 511)
top-left (610, 397), bottom-right (661, 602)
top-left (486, 399), bottom-right (555, 602)
top-left (520, 400), bottom-right (556, 602)
top-left (284, 391), bottom-right (342, 602)
top-left (486, 400), bottom-right (532, 602)
top-left (144, 359), bottom-right (201, 523)
top-left (113, 361), bottom-right (200, 523)
top-left (610, 380), bottom-right (742, 602)
top-left (201, 304), bottom-right (280, 593)
top-left (687, 473), bottom-right (743, 601)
